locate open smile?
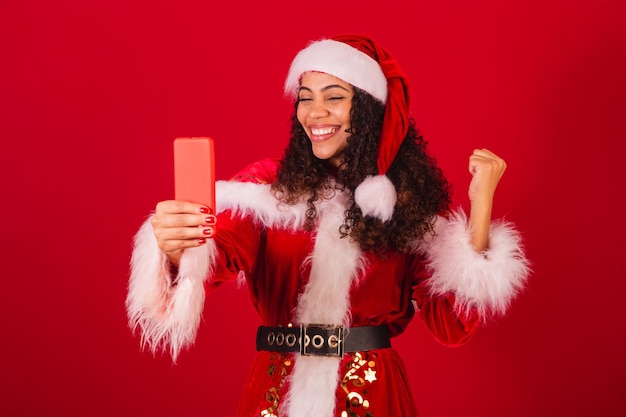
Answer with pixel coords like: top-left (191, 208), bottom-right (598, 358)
top-left (309, 125), bottom-right (340, 141)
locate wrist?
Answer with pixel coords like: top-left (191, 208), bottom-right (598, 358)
top-left (468, 205), bottom-right (492, 252)
top-left (166, 250), bottom-right (183, 269)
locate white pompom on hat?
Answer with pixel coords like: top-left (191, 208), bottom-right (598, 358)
top-left (285, 35), bottom-right (411, 222)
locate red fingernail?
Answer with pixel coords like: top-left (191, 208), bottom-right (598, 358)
top-left (203, 228), bottom-right (214, 236)
top-left (198, 238), bottom-right (206, 244)
top-left (206, 215), bottom-right (216, 224)
top-left (200, 207), bottom-right (211, 214)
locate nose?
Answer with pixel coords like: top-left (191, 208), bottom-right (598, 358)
top-left (308, 99), bottom-right (329, 118)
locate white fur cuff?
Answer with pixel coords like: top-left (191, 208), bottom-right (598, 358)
top-left (126, 216), bottom-right (216, 361)
top-left (422, 210), bottom-right (530, 319)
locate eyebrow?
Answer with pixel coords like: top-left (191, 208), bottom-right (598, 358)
top-left (298, 84), bottom-right (351, 93)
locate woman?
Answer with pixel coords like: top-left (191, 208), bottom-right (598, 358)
top-left (127, 35), bottom-right (530, 416)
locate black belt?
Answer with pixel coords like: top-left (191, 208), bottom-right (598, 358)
top-left (256, 324), bottom-right (391, 357)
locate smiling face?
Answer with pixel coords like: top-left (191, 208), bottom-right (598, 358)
top-left (296, 72), bottom-right (354, 167)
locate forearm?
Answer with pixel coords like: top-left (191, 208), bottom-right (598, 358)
top-left (468, 198), bottom-right (493, 252)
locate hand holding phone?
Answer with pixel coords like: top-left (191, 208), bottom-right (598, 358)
top-left (174, 137), bottom-right (215, 214)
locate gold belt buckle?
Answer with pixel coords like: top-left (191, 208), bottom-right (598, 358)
top-left (300, 324), bottom-right (344, 357)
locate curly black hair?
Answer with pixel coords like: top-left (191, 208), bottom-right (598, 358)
top-left (272, 87), bottom-right (451, 254)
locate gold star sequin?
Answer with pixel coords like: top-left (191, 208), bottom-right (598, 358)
top-left (364, 368), bottom-right (377, 383)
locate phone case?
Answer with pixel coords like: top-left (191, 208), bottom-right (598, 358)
top-left (174, 137), bottom-right (215, 212)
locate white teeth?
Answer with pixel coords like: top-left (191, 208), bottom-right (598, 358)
top-left (311, 127), bottom-right (336, 136)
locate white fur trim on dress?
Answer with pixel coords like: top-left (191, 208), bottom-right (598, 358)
top-left (215, 180), bottom-right (364, 415)
top-left (126, 216), bottom-right (216, 361)
top-left (284, 189), bottom-right (366, 417)
top-left (216, 180), bottom-right (308, 230)
top-left (284, 39), bottom-right (388, 104)
top-left (420, 209), bottom-right (530, 319)
top-left (354, 174), bottom-right (397, 222)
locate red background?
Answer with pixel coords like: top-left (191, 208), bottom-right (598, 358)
top-left (1, 0), bottom-right (625, 416)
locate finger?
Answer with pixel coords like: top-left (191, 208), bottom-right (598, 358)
top-left (156, 225), bottom-right (215, 242)
top-left (204, 214), bottom-right (217, 226)
top-left (469, 158), bottom-right (506, 176)
top-left (152, 212), bottom-right (217, 229)
top-left (153, 213), bottom-right (201, 229)
top-left (155, 226), bottom-right (216, 251)
top-left (468, 154), bottom-right (486, 175)
top-left (474, 149), bottom-right (506, 168)
top-left (156, 200), bottom-right (212, 215)
top-left (469, 150), bottom-right (506, 174)
top-left (472, 148), bottom-right (497, 158)
top-left (161, 237), bottom-right (210, 253)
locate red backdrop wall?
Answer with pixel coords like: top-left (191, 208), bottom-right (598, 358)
top-left (1, 1), bottom-right (625, 416)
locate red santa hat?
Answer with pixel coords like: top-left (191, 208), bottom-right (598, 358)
top-left (284, 34), bottom-right (410, 222)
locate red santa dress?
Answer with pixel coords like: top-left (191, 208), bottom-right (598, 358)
top-left (126, 158), bottom-right (530, 417)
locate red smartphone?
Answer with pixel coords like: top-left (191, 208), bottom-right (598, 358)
top-left (174, 137), bottom-right (215, 213)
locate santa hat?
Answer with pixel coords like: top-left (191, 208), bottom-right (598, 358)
top-left (284, 34), bottom-right (410, 222)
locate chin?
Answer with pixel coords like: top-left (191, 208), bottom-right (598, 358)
top-left (311, 150), bottom-right (333, 161)
top-left (313, 149), bottom-right (333, 159)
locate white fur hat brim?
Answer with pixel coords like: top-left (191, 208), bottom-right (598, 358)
top-left (284, 39), bottom-right (388, 103)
